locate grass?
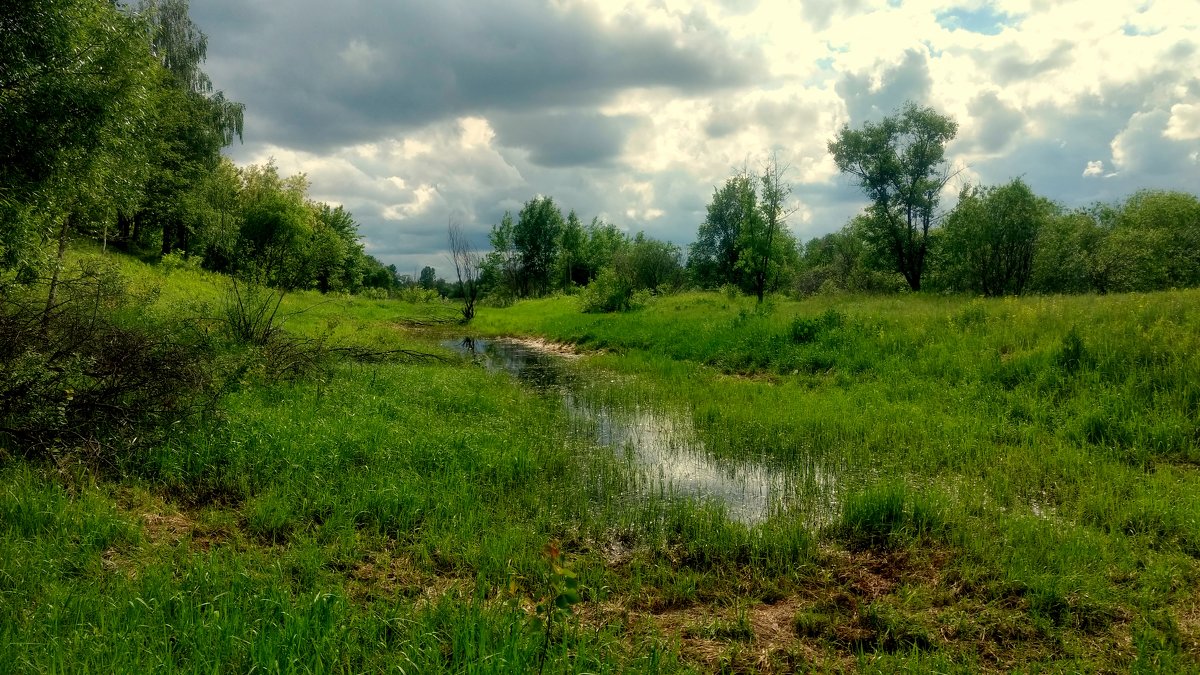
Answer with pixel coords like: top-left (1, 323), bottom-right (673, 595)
top-left (1, 246), bottom-right (1199, 671)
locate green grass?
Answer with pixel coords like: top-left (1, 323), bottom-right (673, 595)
top-left (2, 247), bottom-right (1199, 671)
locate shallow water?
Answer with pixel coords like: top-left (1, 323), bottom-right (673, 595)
top-left (444, 337), bottom-right (824, 524)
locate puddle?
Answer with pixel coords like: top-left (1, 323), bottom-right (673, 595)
top-left (444, 337), bottom-right (826, 524)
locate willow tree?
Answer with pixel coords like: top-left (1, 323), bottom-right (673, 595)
top-left (828, 103), bottom-right (958, 291)
top-left (0, 0), bottom-right (160, 318)
top-left (135, 0), bottom-right (244, 255)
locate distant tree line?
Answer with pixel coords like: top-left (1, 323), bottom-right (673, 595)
top-left (475, 196), bottom-right (685, 312)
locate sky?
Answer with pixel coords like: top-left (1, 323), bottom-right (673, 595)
top-left (189, 0), bottom-right (1200, 277)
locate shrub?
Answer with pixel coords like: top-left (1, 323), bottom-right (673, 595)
top-left (0, 260), bottom-right (223, 458)
top-left (580, 267), bottom-right (646, 313)
top-left (1054, 326), bottom-right (1091, 375)
top-left (790, 308), bottom-right (844, 344)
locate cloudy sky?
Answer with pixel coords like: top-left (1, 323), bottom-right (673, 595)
top-left (190, 0), bottom-right (1200, 276)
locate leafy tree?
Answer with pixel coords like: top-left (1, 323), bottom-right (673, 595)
top-left (1, 0), bottom-right (158, 282)
top-left (311, 203), bottom-right (364, 293)
top-left (1115, 190), bottom-right (1200, 289)
top-left (940, 178), bottom-right (1052, 296)
top-left (583, 217), bottom-right (627, 282)
top-left (482, 212), bottom-right (520, 301)
top-left (134, 0), bottom-right (244, 256)
top-left (828, 102), bottom-right (958, 291)
top-left (419, 266), bottom-right (437, 290)
top-left (556, 210), bottom-right (589, 289)
top-left (796, 217), bottom-right (905, 295)
top-left (689, 172), bottom-right (754, 289)
top-left (514, 196), bottom-right (565, 296)
top-left (624, 233), bottom-right (683, 293)
top-left (1028, 210), bottom-right (1101, 294)
top-left (234, 163), bottom-right (315, 288)
top-left (737, 155), bottom-right (796, 302)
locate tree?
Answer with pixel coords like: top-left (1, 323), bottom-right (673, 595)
top-left (828, 102), bottom-right (958, 291)
top-left (513, 196), bottom-right (564, 296)
top-left (1115, 190), bottom-right (1200, 289)
top-left (583, 217), bottom-right (627, 283)
top-left (940, 178), bottom-right (1052, 296)
top-left (1, 0), bottom-right (158, 283)
top-left (311, 203), bottom-right (364, 293)
top-left (556, 210), bottom-right (588, 289)
top-left (418, 266), bottom-right (437, 290)
top-left (135, 0), bottom-right (244, 256)
top-left (482, 212), bottom-right (520, 301)
top-left (624, 233), bottom-right (683, 293)
top-left (689, 172), bottom-right (755, 289)
top-left (448, 221), bottom-right (482, 322)
top-left (1028, 210), bottom-right (1100, 294)
top-left (739, 154), bottom-right (798, 302)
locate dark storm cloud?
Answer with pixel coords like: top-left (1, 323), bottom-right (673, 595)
top-left (834, 49), bottom-right (933, 125)
top-left (191, 0), bottom-right (758, 153)
top-left (490, 110), bottom-right (644, 168)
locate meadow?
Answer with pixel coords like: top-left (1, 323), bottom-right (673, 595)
top-left (2, 247), bottom-right (1198, 672)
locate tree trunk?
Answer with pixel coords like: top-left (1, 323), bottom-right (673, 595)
top-left (42, 213), bottom-right (72, 329)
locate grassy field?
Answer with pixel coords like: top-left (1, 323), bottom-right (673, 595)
top-left (2, 248), bottom-right (1199, 672)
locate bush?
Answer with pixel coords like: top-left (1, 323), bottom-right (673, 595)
top-left (790, 308), bottom-right (844, 344)
top-left (579, 267), bottom-right (647, 313)
top-left (0, 260), bottom-right (223, 458)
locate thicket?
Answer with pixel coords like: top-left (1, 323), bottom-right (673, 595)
top-left (0, 259), bottom-right (222, 458)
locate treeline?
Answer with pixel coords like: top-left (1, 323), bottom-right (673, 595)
top-left (462, 182), bottom-right (1200, 317)
top-left (801, 184), bottom-right (1200, 297)
top-left (471, 105), bottom-right (1199, 314)
top-left (476, 196), bottom-right (684, 311)
top-left (1, 0), bottom-right (397, 295)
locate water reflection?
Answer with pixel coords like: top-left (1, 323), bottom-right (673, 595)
top-left (443, 337), bottom-right (811, 524)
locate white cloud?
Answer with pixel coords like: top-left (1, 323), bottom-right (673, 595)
top-left (1165, 103), bottom-right (1200, 141)
top-left (196, 0), bottom-right (1200, 271)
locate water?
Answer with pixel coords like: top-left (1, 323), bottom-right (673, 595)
top-left (444, 337), bottom-right (819, 524)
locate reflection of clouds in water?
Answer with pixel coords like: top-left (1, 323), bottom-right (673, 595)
top-left (444, 338), bottom-right (832, 524)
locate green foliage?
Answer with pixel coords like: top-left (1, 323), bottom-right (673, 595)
top-left (220, 278), bottom-right (287, 346)
top-left (579, 266), bottom-right (645, 313)
top-left (514, 196), bottom-right (565, 297)
top-left (690, 162), bottom-right (800, 300)
top-left (940, 178), bottom-right (1052, 296)
top-left (828, 102), bottom-right (958, 291)
top-left (790, 308), bottom-right (844, 344)
top-left (0, 257), bottom-right (220, 455)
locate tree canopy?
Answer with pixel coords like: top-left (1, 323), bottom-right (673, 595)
top-left (828, 103), bottom-right (958, 291)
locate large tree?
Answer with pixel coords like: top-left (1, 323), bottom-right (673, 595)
top-left (940, 178), bottom-right (1052, 296)
top-left (828, 103), bottom-right (958, 291)
top-left (135, 0), bottom-right (244, 255)
top-left (689, 172), bottom-right (756, 289)
top-left (739, 155), bottom-right (798, 302)
top-left (513, 196), bottom-right (564, 297)
top-left (1, 0), bottom-right (157, 280)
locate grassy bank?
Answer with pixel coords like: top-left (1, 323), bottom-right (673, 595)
top-left (2, 249), bottom-right (1198, 671)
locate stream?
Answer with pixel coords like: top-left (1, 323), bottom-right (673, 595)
top-left (443, 337), bottom-right (820, 524)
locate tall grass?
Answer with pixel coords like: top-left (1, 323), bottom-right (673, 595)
top-left (2, 248), bottom-right (1198, 671)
